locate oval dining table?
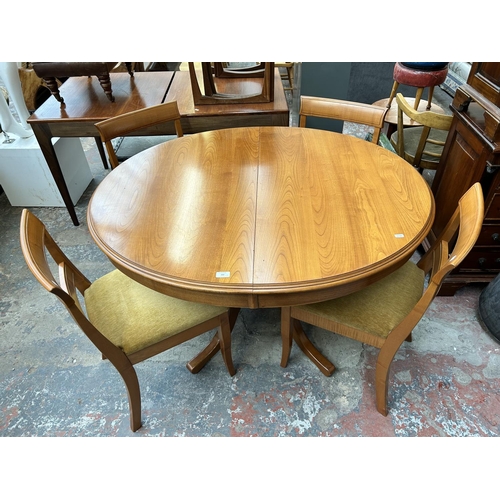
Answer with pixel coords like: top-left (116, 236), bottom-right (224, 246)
top-left (87, 126), bottom-right (435, 375)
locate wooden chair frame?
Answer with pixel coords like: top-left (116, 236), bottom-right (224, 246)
top-left (213, 62), bottom-right (266, 78)
top-left (20, 209), bottom-right (238, 432)
top-left (188, 62), bottom-right (275, 105)
top-left (392, 92), bottom-right (453, 170)
top-left (299, 95), bottom-right (388, 144)
top-left (281, 183), bottom-right (484, 416)
top-left (95, 101), bottom-right (183, 169)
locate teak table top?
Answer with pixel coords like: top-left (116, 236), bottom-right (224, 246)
top-left (87, 126), bottom-right (435, 309)
top-left (28, 70), bottom-right (289, 226)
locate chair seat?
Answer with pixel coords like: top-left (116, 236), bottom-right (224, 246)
top-left (296, 261), bottom-right (425, 339)
top-left (85, 270), bottom-right (228, 355)
top-left (390, 127), bottom-right (449, 168)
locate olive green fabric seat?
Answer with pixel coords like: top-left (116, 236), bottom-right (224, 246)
top-left (297, 261), bottom-right (425, 340)
top-left (85, 269), bottom-right (229, 355)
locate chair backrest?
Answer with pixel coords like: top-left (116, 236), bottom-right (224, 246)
top-left (418, 182), bottom-right (484, 300)
top-left (20, 209), bottom-right (125, 360)
top-left (95, 101), bottom-right (184, 169)
top-left (395, 92), bottom-right (453, 167)
top-left (299, 95), bottom-right (388, 144)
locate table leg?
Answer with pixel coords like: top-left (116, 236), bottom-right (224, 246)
top-left (186, 308), bottom-right (240, 374)
top-left (186, 333), bottom-right (220, 374)
top-left (95, 137), bottom-right (110, 169)
top-left (31, 122), bottom-right (80, 226)
top-left (292, 319), bottom-right (336, 376)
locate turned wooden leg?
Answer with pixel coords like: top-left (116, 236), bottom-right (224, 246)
top-left (97, 74), bottom-right (115, 102)
top-left (125, 62), bottom-right (134, 77)
top-left (42, 76), bottom-right (64, 105)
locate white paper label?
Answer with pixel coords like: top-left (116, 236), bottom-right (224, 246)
top-left (394, 234), bottom-right (405, 238)
top-left (216, 271), bottom-right (230, 278)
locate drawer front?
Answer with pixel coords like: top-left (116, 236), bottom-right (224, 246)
top-left (485, 193), bottom-right (500, 220)
top-left (476, 225), bottom-right (500, 246)
top-left (459, 249), bottom-right (500, 272)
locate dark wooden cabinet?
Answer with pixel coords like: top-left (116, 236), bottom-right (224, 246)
top-left (428, 62), bottom-right (500, 295)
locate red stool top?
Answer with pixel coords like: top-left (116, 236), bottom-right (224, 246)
top-left (393, 62), bottom-right (448, 87)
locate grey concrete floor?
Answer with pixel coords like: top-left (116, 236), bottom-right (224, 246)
top-left (2, 78), bottom-right (500, 437)
top-left (1, 67), bottom-right (499, 496)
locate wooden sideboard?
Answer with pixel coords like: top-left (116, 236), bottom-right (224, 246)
top-left (429, 63), bottom-right (500, 295)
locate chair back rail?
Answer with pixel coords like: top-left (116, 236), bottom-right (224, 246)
top-left (299, 95), bottom-right (388, 143)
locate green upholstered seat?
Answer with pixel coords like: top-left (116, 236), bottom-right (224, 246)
top-left (390, 127), bottom-right (448, 166)
top-left (297, 260), bottom-right (425, 339)
top-left (85, 269), bottom-right (228, 355)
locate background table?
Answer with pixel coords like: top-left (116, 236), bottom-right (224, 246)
top-left (28, 70), bottom-right (289, 225)
top-left (87, 127), bottom-right (434, 309)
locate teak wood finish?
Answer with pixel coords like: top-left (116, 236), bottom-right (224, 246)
top-left (20, 209), bottom-right (238, 432)
top-left (281, 183), bottom-right (484, 415)
top-left (391, 93), bottom-right (453, 171)
top-left (299, 95), bottom-right (388, 144)
top-left (28, 70), bottom-right (288, 226)
top-left (87, 126), bottom-right (435, 371)
top-left (95, 101), bottom-right (184, 169)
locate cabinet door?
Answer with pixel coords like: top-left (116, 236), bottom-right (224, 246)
top-left (467, 63), bottom-right (500, 107)
top-left (432, 117), bottom-right (491, 238)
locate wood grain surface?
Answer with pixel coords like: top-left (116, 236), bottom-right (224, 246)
top-left (88, 127), bottom-right (435, 308)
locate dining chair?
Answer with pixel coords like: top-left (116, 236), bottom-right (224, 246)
top-left (20, 209), bottom-right (238, 432)
top-left (280, 182), bottom-right (484, 416)
top-left (390, 93), bottom-right (453, 172)
top-left (94, 100), bottom-right (184, 169)
top-left (299, 95), bottom-right (389, 145)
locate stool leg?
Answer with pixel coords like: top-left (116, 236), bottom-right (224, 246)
top-left (386, 81), bottom-right (399, 109)
top-left (426, 86), bottom-right (435, 110)
top-left (414, 87), bottom-right (424, 110)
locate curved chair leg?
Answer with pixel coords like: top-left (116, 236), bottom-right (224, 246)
top-left (119, 365), bottom-right (142, 432)
top-left (375, 337), bottom-right (408, 416)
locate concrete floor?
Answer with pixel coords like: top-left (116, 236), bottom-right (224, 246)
top-left (1, 74), bottom-right (500, 441)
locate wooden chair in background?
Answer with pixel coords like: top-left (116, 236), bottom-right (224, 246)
top-left (390, 93), bottom-right (453, 172)
top-left (299, 95), bottom-right (389, 145)
top-left (95, 101), bottom-right (183, 169)
top-left (20, 209), bottom-right (238, 432)
top-left (280, 183), bottom-right (484, 416)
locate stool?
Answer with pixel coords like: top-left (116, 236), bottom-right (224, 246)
top-left (386, 62), bottom-right (448, 111)
top-left (32, 62), bottom-right (134, 106)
